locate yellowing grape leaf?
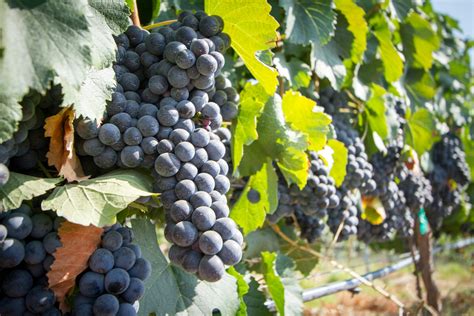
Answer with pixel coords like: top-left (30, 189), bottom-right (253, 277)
top-left (48, 221), bottom-right (103, 311)
top-left (361, 196), bottom-right (386, 225)
top-left (281, 90), bottom-right (331, 152)
top-left (205, 0), bottom-right (279, 95)
top-left (44, 107), bottom-right (87, 182)
top-left (334, 0), bottom-right (368, 64)
top-left (327, 139), bottom-right (348, 187)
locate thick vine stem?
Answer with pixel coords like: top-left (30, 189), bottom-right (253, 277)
top-left (143, 19), bottom-right (178, 31)
top-left (269, 223), bottom-right (406, 310)
top-left (130, 0), bottom-right (141, 27)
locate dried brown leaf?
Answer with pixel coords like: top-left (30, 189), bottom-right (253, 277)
top-left (44, 107), bottom-right (88, 182)
top-left (48, 221), bottom-right (103, 311)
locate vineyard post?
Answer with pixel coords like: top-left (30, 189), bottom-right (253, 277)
top-left (415, 218), bottom-right (442, 313)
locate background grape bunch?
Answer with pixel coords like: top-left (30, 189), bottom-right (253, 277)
top-left (0, 205), bottom-right (63, 315)
top-left (268, 153), bottom-right (340, 243)
top-left (75, 11), bottom-right (243, 282)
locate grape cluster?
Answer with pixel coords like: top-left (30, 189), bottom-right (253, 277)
top-left (326, 186), bottom-right (359, 241)
top-left (72, 224), bottom-right (150, 315)
top-left (268, 153), bottom-right (339, 243)
top-left (427, 133), bottom-right (470, 229)
top-left (357, 148), bottom-right (414, 242)
top-left (0, 89), bottom-right (61, 190)
top-left (74, 11), bottom-right (243, 281)
top-left (397, 166), bottom-right (433, 213)
top-left (0, 205), bottom-right (63, 315)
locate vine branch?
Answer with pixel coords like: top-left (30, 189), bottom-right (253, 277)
top-left (130, 0), bottom-right (141, 27)
top-left (143, 20), bottom-right (178, 31)
top-left (269, 224), bottom-right (405, 309)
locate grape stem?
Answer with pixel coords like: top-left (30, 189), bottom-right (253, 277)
top-left (38, 161), bottom-right (53, 178)
top-left (143, 20), bottom-right (178, 31)
top-left (269, 223), bottom-right (406, 310)
top-left (130, 0), bottom-right (141, 27)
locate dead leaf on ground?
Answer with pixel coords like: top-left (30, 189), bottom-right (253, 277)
top-left (44, 107), bottom-right (88, 182)
top-left (47, 221), bottom-right (103, 311)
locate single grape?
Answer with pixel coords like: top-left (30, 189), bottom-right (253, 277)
top-left (217, 240), bottom-right (242, 265)
top-left (105, 268), bottom-right (131, 294)
top-left (79, 271), bottom-right (105, 297)
top-left (176, 163), bottom-right (199, 181)
top-left (123, 127), bottom-right (143, 146)
top-left (170, 200), bottom-right (193, 222)
top-left (121, 277), bottom-right (145, 303)
top-left (113, 246), bottom-right (137, 270)
top-left (176, 49), bottom-right (196, 69)
top-left (93, 294), bottom-right (120, 316)
top-left (145, 32), bottom-right (166, 55)
top-left (118, 303), bottom-right (137, 316)
top-left (137, 115), bottom-right (160, 137)
top-left (148, 75), bottom-right (169, 95)
top-left (190, 39), bottom-right (210, 56)
top-left (175, 141), bottom-right (196, 162)
top-left (141, 137), bottom-right (159, 155)
top-left (168, 66), bottom-right (190, 88)
top-left (192, 206), bottom-right (216, 231)
top-left (76, 118), bottom-right (99, 140)
top-left (199, 16), bottom-right (221, 37)
top-left (212, 218), bottom-right (236, 240)
top-left (25, 286), bottom-right (55, 313)
top-left (3, 212), bottom-right (33, 239)
top-left (175, 26), bottom-right (198, 46)
top-left (196, 54), bottom-right (218, 76)
top-left (157, 105), bottom-right (180, 127)
top-left (121, 146), bottom-right (145, 168)
top-left (155, 153), bottom-right (181, 177)
top-left (169, 129), bottom-right (190, 144)
top-left (201, 102), bottom-right (220, 120)
top-left (175, 179), bottom-right (197, 200)
top-left (89, 248), bottom-right (114, 273)
top-left (211, 201), bottom-right (230, 218)
top-left (191, 148), bottom-right (208, 168)
top-left (181, 250), bottom-right (202, 274)
top-left (24, 240), bottom-right (46, 265)
top-left (199, 231), bottom-right (223, 255)
top-left (198, 255), bottom-right (225, 282)
top-left (1, 269), bottom-right (34, 297)
top-left (30, 213), bottom-right (53, 239)
top-left (190, 191), bottom-right (212, 208)
top-left (214, 175), bottom-right (230, 194)
top-left (128, 258), bottom-right (152, 281)
top-left (99, 123), bottom-right (121, 146)
top-left (102, 230), bottom-right (123, 251)
top-left (172, 221), bottom-right (199, 247)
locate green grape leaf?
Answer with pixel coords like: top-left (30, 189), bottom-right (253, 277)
top-left (232, 83), bottom-right (268, 173)
top-left (327, 139), bottom-right (348, 186)
top-left (404, 67), bottom-right (436, 105)
top-left (0, 173), bottom-right (62, 211)
top-left (261, 252), bottom-right (303, 316)
top-left (281, 90), bottom-right (332, 152)
top-left (372, 16), bottom-right (404, 83)
top-left (227, 267), bottom-right (249, 316)
top-left (231, 162), bottom-right (278, 235)
top-left (310, 41), bottom-right (346, 90)
top-left (244, 278), bottom-right (272, 316)
top-left (205, 0), bottom-right (279, 95)
top-left (275, 254), bottom-right (303, 316)
top-left (239, 94), bottom-right (309, 188)
top-left (391, 0), bottom-right (415, 20)
top-left (42, 170), bottom-right (153, 227)
top-left (0, 0), bottom-right (129, 123)
top-left (261, 252), bottom-right (285, 315)
top-left (243, 227), bottom-right (280, 260)
top-left (400, 12), bottom-right (440, 70)
top-left (73, 67), bottom-right (116, 121)
top-left (0, 95), bottom-right (22, 143)
top-left (131, 218), bottom-right (240, 316)
top-left (365, 84), bottom-right (388, 139)
top-left (273, 54), bottom-right (311, 89)
top-left (280, 0), bottom-right (336, 46)
top-left (334, 0), bottom-right (368, 64)
top-left (405, 108), bottom-right (436, 157)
